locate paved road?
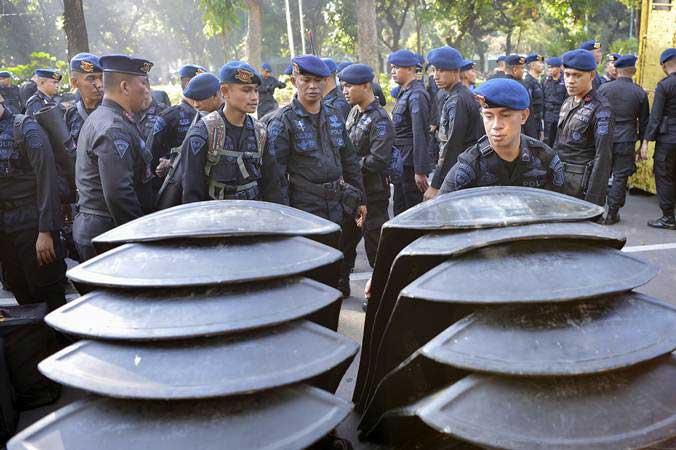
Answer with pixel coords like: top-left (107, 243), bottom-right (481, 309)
top-left (4, 191), bottom-right (675, 449)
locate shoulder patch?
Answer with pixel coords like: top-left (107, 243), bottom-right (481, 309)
top-left (376, 121), bottom-right (388, 139)
top-left (189, 136), bottom-right (206, 156)
top-left (113, 139), bottom-right (130, 158)
top-left (152, 116), bottom-right (166, 134)
top-left (410, 95), bottom-right (420, 114)
top-left (549, 154), bottom-right (565, 187)
top-left (452, 161), bottom-right (476, 189)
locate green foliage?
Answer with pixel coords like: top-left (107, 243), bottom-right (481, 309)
top-left (2, 52), bottom-right (70, 86)
top-left (199, 0), bottom-right (243, 38)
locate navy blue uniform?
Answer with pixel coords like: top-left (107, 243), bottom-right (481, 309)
top-left (0, 108), bottom-right (65, 310)
top-left (391, 79), bottom-right (432, 215)
top-left (440, 135), bottom-right (564, 194)
top-left (523, 73), bottom-right (544, 139)
top-left (543, 75), bottom-right (568, 146)
top-left (266, 97), bottom-right (364, 224)
top-left (24, 90), bottom-right (55, 117)
top-left (148, 100), bottom-right (195, 160)
top-left (136, 98), bottom-right (167, 141)
top-left (257, 76), bottom-right (285, 118)
top-left (0, 86), bottom-right (22, 113)
top-left (323, 86), bottom-right (351, 121)
top-left (65, 101), bottom-right (98, 145)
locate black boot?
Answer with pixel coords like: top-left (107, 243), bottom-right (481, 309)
top-left (647, 215), bottom-right (676, 230)
top-left (337, 274), bottom-right (351, 298)
top-left (602, 208), bottom-right (620, 225)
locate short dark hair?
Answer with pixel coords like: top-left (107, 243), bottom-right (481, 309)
top-left (103, 71), bottom-right (133, 92)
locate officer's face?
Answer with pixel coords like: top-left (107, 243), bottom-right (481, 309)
top-left (192, 93), bottom-right (223, 113)
top-left (0, 78), bottom-right (10, 88)
top-left (73, 72), bottom-right (103, 103)
top-left (510, 64), bottom-right (525, 80)
top-left (391, 65), bottom-right (414, 85)
top-left (482, 107), bottom-right (529, 149)
top-left (548, 66), bottom-right (561, 78)
top-left (592, 48), bottom-right (602, 65)
top-left (432, 67), bottom-right (460, 90)
top-left (342, 82), bottom-right (369, 106)
top-left (124, 76), bottom-right (151, 113)
top-left (532, 61), bottom-right (544, 73)
top-left (606, 62), bottom-right (617, 78)
top-left (262, 70), bottom-right (271, 78)
top-left (462, 68), bottom-right (477, 84)
top-left (563, 68), bottom-right (593, 97)
top-left (38, 77), bottom-right (60, 96)
top-left (222, 84), bottom-right (259, 114)
top-left (292, 74), bottom-right (325, 104)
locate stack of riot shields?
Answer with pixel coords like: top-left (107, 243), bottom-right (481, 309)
top-left (355, 187), bottom-right (676, 449)
top-left (8, 201), bottom-right (358, 450)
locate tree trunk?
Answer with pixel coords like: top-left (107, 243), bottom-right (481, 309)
top-left (63, 0), bottom-right (89, 60)
top-left (505, 31), bottom-right (512, 54)
top-left (357, 0), bottom-right (379, 75)
top-left (245, 0), bottom-right (262, 69)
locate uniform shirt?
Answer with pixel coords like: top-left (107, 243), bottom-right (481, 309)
top-left (543, 75), bottom-right (568, 125)
top-left (391, 79), bottom-right (433, 174)
top-left (266, 96), bottom-right (364, 203)
top-left (592, 72), bottom-right (604, 90)
top-left (345, 99), bottom-right (394, 198)
top-left (323, 86), bottom-right (351, 121)
top-left (598, 76), bottom-right (649, 143)
top-left (182, 107), bottom-right (282, 204)
top-left (439, 134), bottom-right (564, 194)
top-left (0, 86), bottom-right (22, 114)
top-left (65, 101), bottom-right (98, 145)
top-left (487, 71), bottom-right (506, 80)
top-left (136, 99), bottom-right (167, 142)
top-left (554, 89), bottom-right (614, 205)
top-left (645, 72), bottom-right (676, 144)
top-left (151, 90), bottom-right (171, 108)
top-left (19, 80), bottom-right (37, 107)
top-left (427, 76), bottom-right (440, 128)
top-left (25, 90), bottom-right (55, 117)
top-left (0, 108), bottom-right (61, 232)
top-left (523, 73), bottom-right (544, 135)
top-left (148, 100), bottom-right (195, 161)
top-left (431, 82), bottom-right (483, 190)
top-left (258, 76), bottom-right (285, 113)
top-left (76, 99), bottom-right (155, 225)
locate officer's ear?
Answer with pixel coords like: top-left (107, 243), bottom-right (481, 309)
top-left (520, 108), bottom-right (530, 125)
top-left (219, 83), bottom-right (229, 99)
top-left (70, 73), bottom-right (78, 90)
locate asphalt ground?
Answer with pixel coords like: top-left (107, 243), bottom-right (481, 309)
top-left (2, 191), bottom-right (676, 449)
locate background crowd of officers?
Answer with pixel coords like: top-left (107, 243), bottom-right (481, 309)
top-left (0, 40), bottom-right (675, 309)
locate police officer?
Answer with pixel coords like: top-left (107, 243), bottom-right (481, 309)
top-left (19, 76), bottom-right (37, 109)
top-left (65, 53), bottom-right (103, 145)
top-left (580, 40), bottom-right (604, 89)
top-left (523, 53), bottom-right (545, 140)
top-left (136, 92), bottom-right (167, 142)
top-left (488, 55), bottom-right (507, 79)
top-left (603, 53), bottom-right (621, 83)
top-left (0, 71), bottom-right (22, 113)
top-left (543, 56), bottom-right (567, 147)
top-left (0, 99), bottom-right (66, 311)
top-left (266, 54), bottom-right (365, 226)
top-left (388, 49), bottom-right (433, 215)
top-left (182, 62), bottom-right (282, 204)
top-left (425, 47), bottom-right (483, 201)
top-left (321, 58), bottom-right (351, 121)
top-left (338, 63), bottom-right (393, 278)
top-left (439, 78), bottom-right (564, 194)
top-left (185, 73), bottom-right (225, 114)
top-left (554, 49), bottom-right (613, 206)
top-left (642, 48), bottom-right (676, 229)
top-left (460, 60), bottom-right (477, 91)
top-left (73, 54), bottom-right (156, 260)
top-left (598, 54), bottom-right (649, 224)
top-left (257, 63), bottom-right (286, 118)
top-left (178, 64), bottom-right (207, 91)
top-left (25, 69), bottom-right (62, 117)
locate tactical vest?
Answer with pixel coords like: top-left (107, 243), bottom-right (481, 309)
top-left (202, 112), bottom-right (267, 200)
top-left (0, 114), bottom-right (29, 177)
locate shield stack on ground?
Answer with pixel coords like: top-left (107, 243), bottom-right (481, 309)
top-left (8, 201), bottom-right (358, 450)
top-left (355, 187), bottom-right (676, 449)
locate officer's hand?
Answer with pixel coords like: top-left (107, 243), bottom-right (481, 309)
top-left (423, 187), bottom-right (439, 201)
top-left (156, 158), bottom-right (171, 178)
top-left (356, 205), bottom-right (367, 228)
top-left (415, 173), bottom-right (429, 192)
top-left (36, 232), bottom-right (56, 266)
top-left (539, 131), bottom-right (545, 141)
top-left (430, 125), bottom-right (438, 133)
top-left (638, 142), bottom-right (649, 161)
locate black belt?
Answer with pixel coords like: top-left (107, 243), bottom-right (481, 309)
top-left (288, 175), bottom-right (341, 200)
top-left (561, 162), bottom-right (587, 175)
top-left (0, 197), bottom-right (35, 211)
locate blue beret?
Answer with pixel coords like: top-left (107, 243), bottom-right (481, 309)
top-left (337, 61), bottom-right (353, 72)
top-left (388, 49), bottom-right (419, 68)
top-left (283, 64), bottom-right (293, 76)
top-left (338, 63), bottom-right (374, 85)
top-left (475, 78), bottom-right (530, 110)
top-left (219, 61), bottom-right (261, 85)
top-left (562, 49), bottom-right (597, 71)
top-left (660, 48), bottom-right (676, 65)
top-left (607, 53), bottom-right (621, 62)
top-left (100, 54), bottom-right (153, 76)
top-left (505, 55), bottom-right (526, 66)
top-left (525, 53), bottom-right (544, 64)
top-left (184, 73), bottom-right (220, 100)
top-left (70, 53), bottom-right (102, 73)
top-left (0, 71), bottom-right (11, 79)
top-left (415, 53), bottom-right (425, 68)
top-left (545, 57), bottom-right (562, 66)
top-left (321, 58), bottom-right (338, 73)
top-left (292, 55), bottom-right (330, 77)
top-left (581, 40), bottom-right (601, 51)
top-left (178, 64), bottom-right (207, 78)
top-left (35, 69), bottom-right (62, 81)
top-left (261, 63), bottom-right (272, 72)
top-left (427, 46), bottom-right (464, 70)
top-left (614, 54), bottom-right (637, 69)
top-left (461, 60), bottom-right (475, 71)
top-left (497, 55), bottom-right (507, 63)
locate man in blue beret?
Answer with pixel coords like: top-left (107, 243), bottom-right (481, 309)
top-left (424, 46), bottom-right (483, 201)
top-left (340, 61), bottom-right (386, 107)
top-left (25, 69), bottom-right (62, 117)
top-left (460, 60), bottom-right (477, 91)
top-left (438, 78), bottom-right (563, 194)
top-left (257, 62), bottom-right (286, 118)
top-left (178, 64), bottom-right (207, 91)
top-left (73, 54), bottom-right (156, 260)
top-left (184, 73), bottom-right (223, 114)
top-left (597, 54), bottom-right (648, 224)
top-left (523, 53), bottom-right (545, 140)
top-left (543, 56), bottom-right (567, 146)
top-left (488, 55), bottom-right (507, 79)
top-left (603, 53), bottom-right (621, 83)
top-left (181, 61), bottom-right (282, 207)
top-left (387, 49), bottom-right (433, 214)
top-left (0, 71), bottom-right (21, 113)
top-left (66, 53), bottom-right (103, 146)
top-left (321, 57), bottom-right (351, 121)
top-left (580, 40), bottom-right (604, 89)
top-left (0, 81), bottom-right (67, 311)
top-left (338, 63), bottom-right (394, 281)
top-left (554, 48), bottom-right (613, 207)
top-left (642, 48), bottom-right (676, 229)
